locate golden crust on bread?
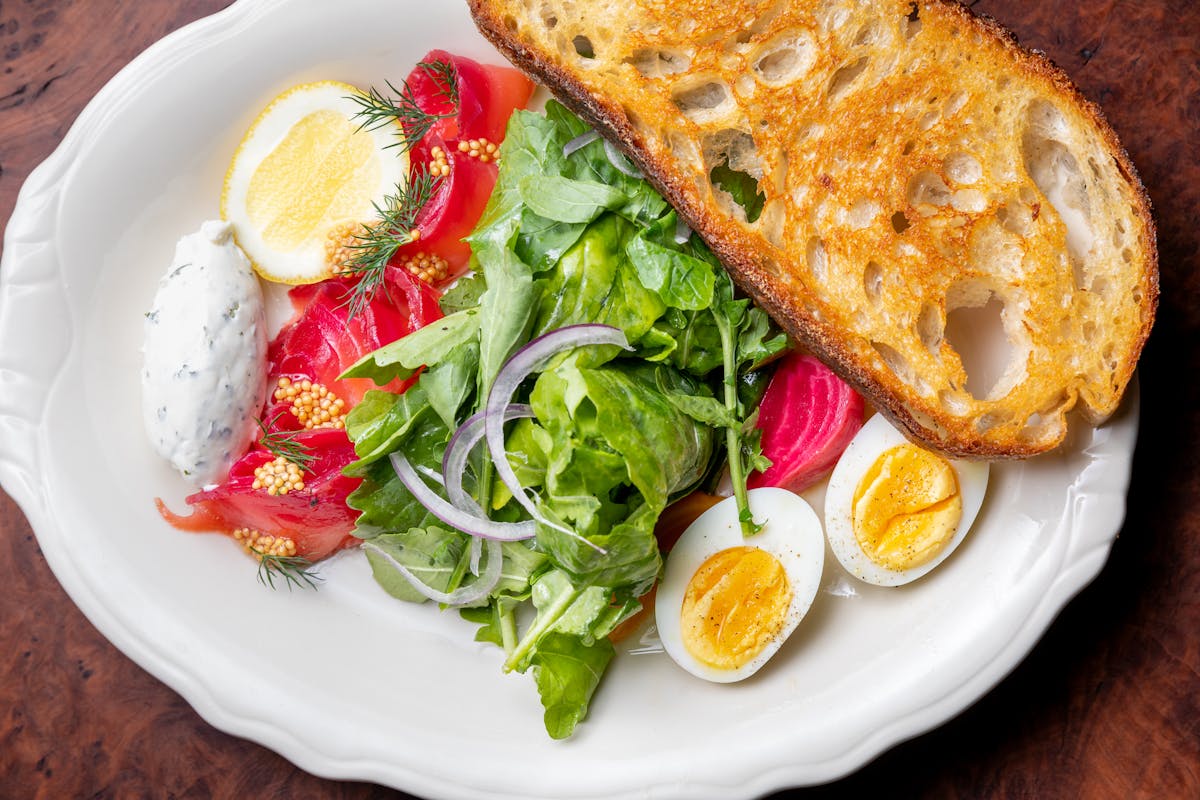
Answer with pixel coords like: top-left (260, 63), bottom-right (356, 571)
top-left (468, 0), bottom-right (1158, 458)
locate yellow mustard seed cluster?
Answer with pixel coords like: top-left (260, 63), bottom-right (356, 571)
top-left (273, 377), bottom-right (347, 430)
top-left (399, 251), bottom-right (450, 284)
top-left (429, 145), bottom-right (451, 178)
top-left (252, 455), bottom-right (306, 495)
top-left (459, 137), bottom-right (499, 163)
top-left (233, 528), bottom-right (298, 560)
top-left (324, 220), bottom-right (369, 274)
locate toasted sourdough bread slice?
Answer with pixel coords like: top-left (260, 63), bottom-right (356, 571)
top-left (468, 0), bottom-right (1157, 458)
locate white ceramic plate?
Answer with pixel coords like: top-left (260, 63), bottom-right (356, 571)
top-left (0, 1), bottom-right (1138, 797)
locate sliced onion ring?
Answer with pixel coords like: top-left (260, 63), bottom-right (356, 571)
top-left (389, 450), bottom-right (536, 541)
top-left (484, 324), bottom-right (631, 548)
top-left (563, 130), bottom-right (600, 158)
top-left (673, 216), bottom-right (693, 244)
top-left (604, 140), bottom-right (643, 178)
top-left (363, 538), bottom-right (502, 606)
top-left (443, 405), bottom-right (535, 516)
top-left (469, 536), bottom-right (482, 576)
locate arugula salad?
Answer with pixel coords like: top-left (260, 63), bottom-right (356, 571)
top-left (340, 101), bottom-right (786, 737)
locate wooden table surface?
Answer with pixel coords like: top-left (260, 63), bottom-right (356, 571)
top-left (1, 1), bottom-right (1197, 798)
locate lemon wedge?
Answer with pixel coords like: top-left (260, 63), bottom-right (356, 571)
top-left (221, 80), bottom-right (408, 284)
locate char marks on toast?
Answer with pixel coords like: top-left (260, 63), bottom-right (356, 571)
top-left (468, 0), bottom-right (1157, 458)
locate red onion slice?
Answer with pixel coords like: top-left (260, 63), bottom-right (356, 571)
top-left (362, 538), bottom-right (502, 606)
top-left (673, 216), bottom-right (693, 244)
top-left (443, 405), bottom-right (535, 516)
top-left (389, 450), bottom-right (536, 541)
top-left (563, 130), bottom-right (600, 158)
top-left (484, 324), bottom-right (630, 548)
top-left (603, 140), bottom-right (643, 178)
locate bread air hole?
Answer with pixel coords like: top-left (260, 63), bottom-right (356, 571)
top-left (848, 198), bottom-right (881, 229)
top-left (903, 3), bottom-right (922, 40)
top-left (827, 57), bottom-right (870, 102)
top-left (891, 211), bottom-right (911, 233)
top-left (806, 236), bottom-right (828, 281)
top-left (997, 201), bottom-right (1034, 237)
top-left (534, 0), bottom-right (556, 28)
top-left (854, 21), bottom-right (883, 47)
top-left (573, 35), bottom-right (595, 59)
top-left (944, 151), bottom-right (982, 185)
top-left (944, 90), bottom-right (970, 118)
top-left (917, 302), bottom-right (943, 352)
top-left (1021, 100), bottom-right (1096, 288)
top-left (907, 170), bottom-right (952, 208)
top-left (975, 410), bottom-right (1012, 434)
top-left (702, 129), bottom-right (766, 223)
top-left (871, 340), bottom-right (928, 395)
top-left (1021, 393), bottom-right (1069, 442)
top-left (627, 48), bottom-right (692, 78)
top-left (673, 80), bottom-right (733, 122)
top-left (759, 200), bottom-right (786, 248)
top-left (863, 261), bottom-right (883, 304)
top-left (818, 0), bottom-right (851, 32)
top-left (752, 31), bottom-right (817, 85)
top-left (944, 287), bottom-right (1017, 402)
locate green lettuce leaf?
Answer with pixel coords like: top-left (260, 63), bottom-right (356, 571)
top-left (531, 633), bottom-right (614, 740)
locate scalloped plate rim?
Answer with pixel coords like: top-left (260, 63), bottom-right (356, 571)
top-left (0, 1), bottom-right (1140, 797)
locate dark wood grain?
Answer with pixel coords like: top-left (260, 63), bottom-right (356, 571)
top-left (1, 1), bottom-right (1197, 798)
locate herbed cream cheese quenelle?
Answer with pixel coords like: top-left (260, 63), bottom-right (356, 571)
top-left (141, 220), bottom-right (268, 486)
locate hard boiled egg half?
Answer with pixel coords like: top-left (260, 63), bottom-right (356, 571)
top-left (655, 488), bottom-right (824, 683)
top-left (824, 413), bottom-right (989, 586)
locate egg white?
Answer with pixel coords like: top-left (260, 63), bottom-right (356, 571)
top-left (655, 488), bottom-right (825, 683)
top-left (824, 413), bottom-right (989, 586)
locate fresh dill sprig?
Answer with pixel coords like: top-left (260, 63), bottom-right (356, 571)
top-left (350, 58), bottom-right (460, 151)
top-left (256, 415), bottom-right (316, 470)
top-left (254, 551), bottom-right (322, 591)
top-left (418, 58), bottom-right (460, 106)
top-left (338, 166), bottom-right (443, 318)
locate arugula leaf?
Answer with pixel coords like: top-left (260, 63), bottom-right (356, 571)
top-left (625, 213), bottom-right (716, 311)
top-left (525, 362), bottom-right (713, 588)
top-left (495, 541), bottom-right (551, 596)
top-left (469, 109), bottom-right (561, 242)
top-left (514, 208), bottom-right (587, 272)
top-left (545, 102), bottom-right (668, 225)
top-left (343, 386), bottom-right (437, 468)
top-left (419, 336), bottom-right (480, 431)
top-left (340, 308), bottom-right (480, 386)
top-left (438, 271), bottom-right (487, 314)
top-left (532, 214), bottom-right (666, 351)
top-left (347, 457), bottom-right (437, 539)
top-left (364, 526), bottom-right (471, 603)
top-left (506, 568), bottom-right (639, 670)
top-left (474, 242), bottom-right (539, 403)
top-left (660, 388), bottom-right (739, 429)
top-left (518, 175), bottom-right (627, 224)
top-left (531, 632), bottom-right (614, 740)
top-left (459, 604), bottom-right (504, 646)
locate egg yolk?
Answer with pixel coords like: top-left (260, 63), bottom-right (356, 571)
top-left (680, 546), bottom-right (793, 671)
top-left (852, 444), bottom-right (963, 571)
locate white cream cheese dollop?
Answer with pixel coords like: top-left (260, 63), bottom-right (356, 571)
top-left (142, 220), bottom-right (268, 486)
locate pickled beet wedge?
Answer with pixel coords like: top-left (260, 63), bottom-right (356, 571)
top-left (749, 352), bottom-right (865, 493)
